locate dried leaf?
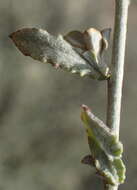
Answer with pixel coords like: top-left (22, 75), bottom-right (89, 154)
top-left (65, 27), bottom-right (111, 78)
top-left (64, 31), bottom-right (86, 50)
top-left (81, 104), bottom-right (126, 185)
top-left (101, 28), bottom-right (111, 52)
top-left (84, 28), bottom-right (102, 55)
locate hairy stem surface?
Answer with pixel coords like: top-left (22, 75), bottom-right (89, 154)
top-left (107, 0), bottom-right (130, 139)
top-left (106, 0), bottom-right (130, 189)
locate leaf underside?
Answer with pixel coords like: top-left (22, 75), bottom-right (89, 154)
top-left (81, 105), bottom-right (126, 186)
top-left (9, 28), bottom-right (110, 80)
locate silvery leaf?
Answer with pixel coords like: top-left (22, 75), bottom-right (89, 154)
top-left (81, 104), bottom-right (126, 185)
top-left (10, 27), bottom-right (110, 80)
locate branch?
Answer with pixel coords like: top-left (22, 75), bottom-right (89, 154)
top-left (107, 0), bottom-right (130, 139)
top-left (106, 0), bottom-right (130, 189)
top-left (9, 1), bottom-right (130, 189)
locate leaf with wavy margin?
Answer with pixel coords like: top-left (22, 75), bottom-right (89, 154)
top-left (81, 104), bottom-right (125, 185)
top-left (9, 28), bottom-right (111, 80)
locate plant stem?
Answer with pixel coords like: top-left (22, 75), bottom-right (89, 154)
top-left (107, 0), bottom-right (130, 139)
top-left (106, 0), bottom-right (130, 189)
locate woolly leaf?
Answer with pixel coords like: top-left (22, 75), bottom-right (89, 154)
top-left (81, 104), bottom-right (126, 185)
top-left (9, 27), bottom-right (111, 80)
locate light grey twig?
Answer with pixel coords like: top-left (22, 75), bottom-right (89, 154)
top-left (106, 0), bottom-right (130, 189)
top-left (107, 0), bottom-right (130, 139)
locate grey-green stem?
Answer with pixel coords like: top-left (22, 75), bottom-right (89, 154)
top-left (106, 0), bottom-right (130, 189)
top-left (107, 0), bottom-right (130, 138)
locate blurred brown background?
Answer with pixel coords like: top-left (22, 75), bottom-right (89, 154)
top-left (0, 0), bottom-right (137, 189)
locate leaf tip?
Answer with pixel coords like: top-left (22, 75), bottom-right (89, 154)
top-left (9, 30), bottom-right (19, 41)
top-left (9, 32), bottom-right (13, 39)
top-left (9, 29), bottom-right (32, 56)
top-left (81, 104), bottom-right (92, 113)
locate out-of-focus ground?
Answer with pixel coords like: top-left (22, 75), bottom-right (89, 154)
top-left (0, 0), bottom-right (137, 189)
